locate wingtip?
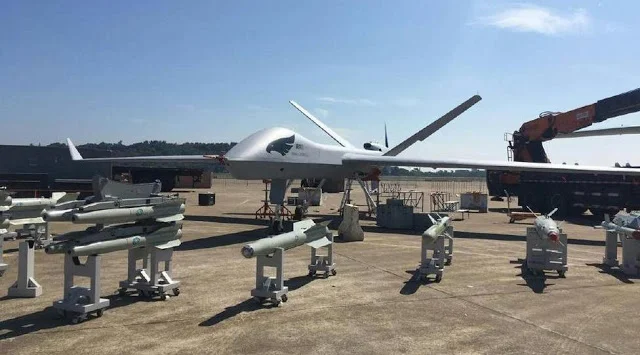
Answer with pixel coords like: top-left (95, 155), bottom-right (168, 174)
top-left (66, 138), bottom-right (83, 160)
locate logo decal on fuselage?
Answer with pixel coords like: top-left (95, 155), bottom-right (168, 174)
top-left (266, 135), bottom-right (295, 156)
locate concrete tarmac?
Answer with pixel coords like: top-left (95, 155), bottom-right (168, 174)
top-left (1, 179), bottom-right (639, 354)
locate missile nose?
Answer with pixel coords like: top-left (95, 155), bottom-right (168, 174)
top-left (548, 232), bottom-right (559, 242)
top-left (241, 246), bottom-right (254, 258)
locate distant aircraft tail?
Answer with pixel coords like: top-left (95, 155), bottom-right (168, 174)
top-left (383, 95), bottom-right (481, 156)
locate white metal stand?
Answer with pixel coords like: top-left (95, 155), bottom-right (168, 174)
top-left (418, 226), bottom-right (454, 282)
top-left (0, 234), bottom-right (7, 276)
top-left (53, 254), bottom-right (109, 323)
top-left (603, 230), bottom-right (619, 267)
top-left (8, 240), bottom-right (42, 297)
top-left (118, 246), bottom-right (180, 300)
top-left (251, 248), bottom-right (288, 306)
top-left (523, 227), bottom-right (568, 277)
top-left (308, 233), bottom-right (337, 278)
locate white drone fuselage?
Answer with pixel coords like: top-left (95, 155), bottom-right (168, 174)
top-left (224, 127), bottom-right (379, 180)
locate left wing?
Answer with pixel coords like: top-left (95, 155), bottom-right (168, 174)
top-left (66, 138), bottom-right (220, 163)
top-left (342, 153), bottom-right (640, 176)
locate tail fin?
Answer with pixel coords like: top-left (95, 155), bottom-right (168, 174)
top-left (383, 95), bottom-right (481, 156)
top-left (66, 138), bottom-right (84, 161)
top-left (547, 207), bottom-right (558, 218)
top-left (289, 101), bottom-right (355, 148)
top-left (604, 213), bottom-right (610, 223)
top-left (384, 123), bottom-right (389, 148)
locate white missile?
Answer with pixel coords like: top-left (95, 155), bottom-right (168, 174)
top-left (241, 220), bottom-right (331, 258)
top-left (70, 203), bottom-right (185, 224)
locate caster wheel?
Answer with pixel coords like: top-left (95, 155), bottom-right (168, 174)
top-left (323, 272), bottom-right (329, 279)
top-left (173, 288), bottom-right (180, 296)
top-left (254, 297), bottom-right (266, 304)
top-left (308, 271), bottom-right (315, 277)
top-left (435, 275), bottom-right (442, 283)
top-left (161, 294), bottom-right (168, 301)
top-left (281, 294), bottom-right (288, 303)
top-left (558, 270), bottom-right (566, 278)
top-left (139, 290), bottom-right (151, 298)
top-left (71, 316), bottom-right (81, 324)
top-left (331, 269), bottom-right (337, 276)
top-left (445, 258), bottom-right (452, 266)
top-left (118, 288), bottom-right (127, 297)
top-left (96, 309), bottom-right (104, 318)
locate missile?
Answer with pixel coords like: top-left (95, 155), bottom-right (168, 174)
top-left (423, 215), bottom-right (451, 244)
top-left (70, 203), bottom-right (185, 224)
top-left (1, 231), bottom-right (18, 240)
top-left (45, 227), bottom-right (182, 256)
top-left (42, 208), bottom-right (75, 222)
top-left (69, 229), bottom-right (182, 256)
top-left (241, 220), bottom-right (331, 258)
top-left (601, 214), bottom-right (640, 240)
top-left (534, 216), bottom-right (560, 242)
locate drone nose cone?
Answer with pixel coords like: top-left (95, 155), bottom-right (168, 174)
top-left (548, 232), bottom-right (559, 242)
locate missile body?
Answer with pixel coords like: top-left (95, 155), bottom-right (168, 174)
top-left (423, 216), bottom-right (451, 243)
top-left (241, 221), bottom-right (330, 258)
top-left (45, 224), bottom-right (182, 255)
top-left (42, 208), bottom-right (75, 222)
top-left (69, 229), bottom-right (182, 256)
top-left (601, 214), bottom-right (640, 239)
top-left (534, 216), bottom-right (560, 241)
top-left (71, 203), bottom-right (185, 224)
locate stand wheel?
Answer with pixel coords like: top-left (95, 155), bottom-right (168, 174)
top-left (118, 288), bottom-right (127, 296)
top-left (139, 290), bottom-right (151, 298)
top-left (331, 269), bottom-right (337, 276)
top-left (281, 294), bottom-right (288, 303)
top-left (254, 297), bottom-right (266, 304)
top-left (96, 309), bottom-right (104, 318)
top-left (161, 294), bottom-right (168, 301)
top-left (558, 270), bottom-right (566, 278)
top-left (308, 271), bottom-right (315, 277)
top-left (173, 288), bottom-right (181, 296)
top-left (435, 274), bottom-right (442, 283)
top-left (323, 271), bottom-right (330, 278)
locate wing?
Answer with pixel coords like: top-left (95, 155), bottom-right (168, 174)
top-left (66, 138), bottom-right (219, 163)
top-left (342, 153), bottom-right (640, 176)
top-left (383, 95), bottom-right (482, 156)
top-left (289, 101), bottom-right (355, 148)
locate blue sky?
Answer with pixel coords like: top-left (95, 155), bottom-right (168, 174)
top-left (2, 1), bottom-right (639, 165)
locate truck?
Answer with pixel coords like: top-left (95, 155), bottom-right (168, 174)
top-left (487, 88), bottom-right (640, 218)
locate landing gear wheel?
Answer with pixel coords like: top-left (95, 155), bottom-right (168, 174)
top-left (281, 294), bottom-right (288, 303)
top-left (558, 270), bottom-right (566, 278)
top-left (435, 274), bottom-right (442, 283)
top-left (96, 309), bottom-right (104, 318)
top-left (172, 288), bottom-right (180, 296)
top-left (331, 269), bottom-right (337, 276)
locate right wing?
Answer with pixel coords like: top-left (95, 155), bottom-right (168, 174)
top-left (66, 138), bottom-right (219, 163)
top-left (383, 95), bottom-right (482, 156)
top-left (342, 153), bottom-right (640, 176)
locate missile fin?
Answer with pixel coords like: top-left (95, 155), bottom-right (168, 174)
top-left (156, 239), bottom-right (181, 249)
top-left (306, 236), bottom-right (331, 249)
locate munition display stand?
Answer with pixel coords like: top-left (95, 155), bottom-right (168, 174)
top-left (524, 227), bottom-right (568, 277)
top-left (602, 230), bottom-right (640, 276)
top-left (53, 254), bottom-right (109, 324)
top-left (419, 226), bottom-right (453, 282)
top-left (0, 234), bottom-right (8, 276)
top-left (8, 240), bottom-right (42, 297)
top-left (118, 246), bottom-right (180, 300)
top-left (308, 233), bottom-right (337, 278)
top-left (16, 222), bottom-right (51, 249)
top-left (252, 248), bottom-right (289, 306)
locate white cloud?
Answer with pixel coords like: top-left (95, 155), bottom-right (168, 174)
top-left (391, 98), bottom-right (421, 107)
top-left (476, 4), bottom-right (590, 35)
top-left (316, 97), bottom-right (377, 106)
top-left (314, 108), bottom-right (329, 118)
